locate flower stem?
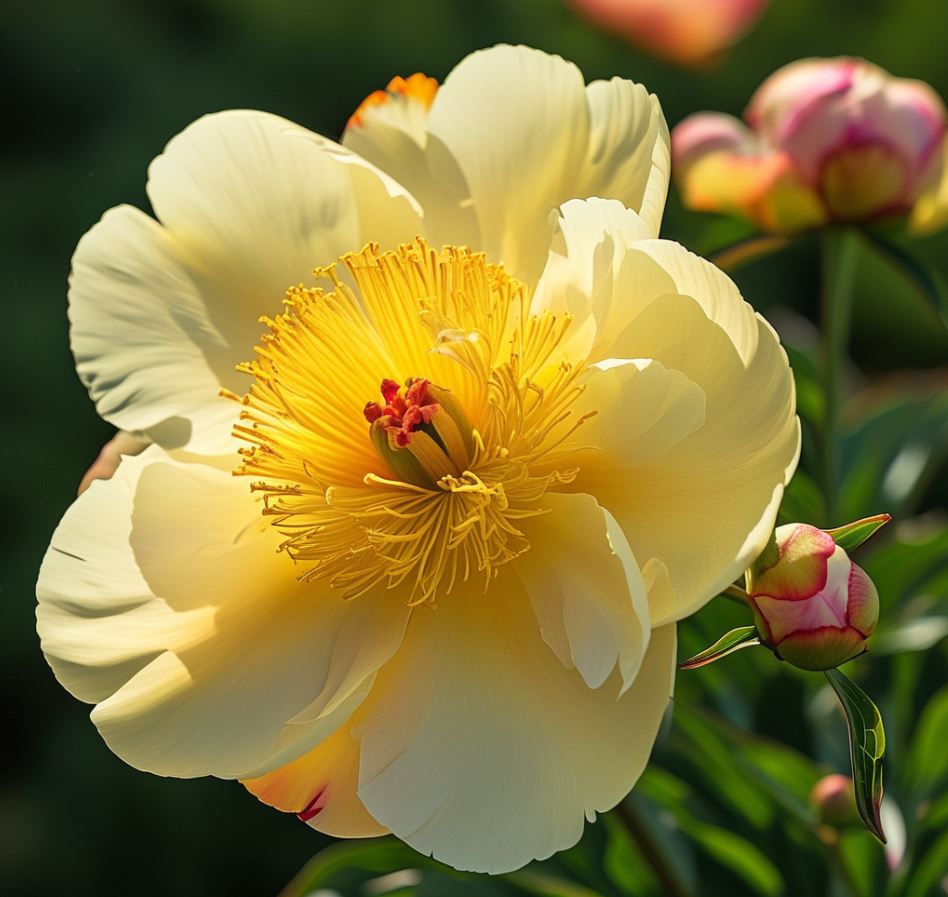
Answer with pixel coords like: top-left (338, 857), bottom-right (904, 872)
top-left (820, 228), bottom-right (859, 524)
top-left (614, 799), bottom-right (694, 897)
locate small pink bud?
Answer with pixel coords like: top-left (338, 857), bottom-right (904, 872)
top-left (810, 774), bottom-right (860, 827)
top-left (746, 523), bottom-right (879, 671)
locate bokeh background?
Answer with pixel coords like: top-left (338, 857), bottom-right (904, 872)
top-left (4, 1), bottom-right (947, 895)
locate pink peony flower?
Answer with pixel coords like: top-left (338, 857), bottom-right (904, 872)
top-left (746, 523), bottom-right (879, 671)
top-left (673, 58), bottom-right (948, 233)
top-left (568, 0), bottom-right (768, 68)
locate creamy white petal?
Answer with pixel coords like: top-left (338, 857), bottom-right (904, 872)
top-left (356, 576), bottom-right (676, 873)
top-left (579, 291), bottom-right (799, 626)
top-left (419, 46), bottom-right (667, 283)
top-left (147, 110), bottom-right (423, 362)
top-left (37, 448), bottom-right (410, 779)
top-left (580, 358), bottom-right (707, 466)
top-left (531, 199), bottom-right (665, 361)
top-left (579, 79), bottom-right (669, 236)
top-left (517, 492), bottom-right (650, 691)
top-left (425, 46), bottom-right (590, 283)
top-left (69, 205), bottom-right (237, 452)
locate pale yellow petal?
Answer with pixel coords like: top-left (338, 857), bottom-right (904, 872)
top-left (147, 110), bottom-right (422, 361)
top-left (425, 45), bottom-right (590, 283)
top-left (580, 79), bottom-right (669, 236)
top-left (356, 576), bottom-right (676, 873)
top-left (37, 447), bottom-right (410, 779)
top-left (517, 492), bottom-right (650, 691)
top-left (69, 205), bottom-right (238, 452)
top-left (580, 291), bottom-right (799, 625)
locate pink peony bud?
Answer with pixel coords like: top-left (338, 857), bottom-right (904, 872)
top-left (672, 57), bottom-right (948, 232)
top-left (810, 774), bottom-right (860, 827)
top-left (746, 524), bottom-right (879, 671)
top-left (567, 0), bottom-right (768, 68)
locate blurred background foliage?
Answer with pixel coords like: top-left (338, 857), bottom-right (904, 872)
top-left (3, 0), bottom-right (947, 895)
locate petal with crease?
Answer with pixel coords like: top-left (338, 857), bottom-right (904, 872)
top-left (357, 575), bottom-right (676, 873)
top-left (146, 109), bottom-right (422, 365)
top-left (37, 447), bottom-right (410, 779)
top-left (69, 205), bottom-right (237, 452)
top-left (243, 707), bottom-right (387, 839)
top-left (517, 492), bottom-right (650, 691)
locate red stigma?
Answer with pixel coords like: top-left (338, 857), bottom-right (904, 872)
top-left (365, 378), bottom-right (439, 446)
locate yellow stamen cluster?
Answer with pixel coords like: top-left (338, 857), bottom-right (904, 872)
top-left (229, 239), bottom-right (593, 604)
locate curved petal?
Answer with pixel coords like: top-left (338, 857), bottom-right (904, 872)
top-left (37, 447), bottom-right (410, 779)
top-left (910, 136), bottom-right (948, 234)
top-left (356, 577), bottom-right (676, 873)
top-left (580, 288), bottom-right (799, 625)
top-left (243, 707), bottom-right (387, 839)
top-left (69, 205), bottom-right (238, 452)
top-left (577, 77), bottom-right (669, 237)
top-left (147, 110), bottom-right (423, 363)
top-left (517, 492), bottom-right (650, 691)
top-left (531, 198), bottom-right (656, 361)
top-left (403, 46), bottom-right (668, 282)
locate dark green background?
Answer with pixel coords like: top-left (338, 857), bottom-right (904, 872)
top-left (4, 1), bottom-right (947, 895)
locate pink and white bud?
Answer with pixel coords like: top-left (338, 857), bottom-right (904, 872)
top-left (746, 523), bottom-right (879, 671)
top-left (568, 0), bottom-right (768, 68)
top-left (672, 57), bottom-right (948, 232)
top-left (810, 774), bottom-right (860, 827)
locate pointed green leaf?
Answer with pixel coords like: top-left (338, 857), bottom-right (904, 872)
top-left (679, 626), bottom-right (761, 670)
top-left (824, 513), bottom-right (892, 552)
top-left (825, 669), bottom-right (887, 843)
top-left (860, 229), bottom-right (948, 327)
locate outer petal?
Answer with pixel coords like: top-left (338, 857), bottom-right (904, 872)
top-left (243, 709), bottom-right (387, 838)
top-left (146, 109), bottom-right (422, 367)
top-left (373, 45), bottom-right (669, 282)
top-left (540, 208), bottom-right (799, 624)
top-left (71, 111), bottom-right (423, 452)
top-left (356, 578), bottom-right (676, 873)
top-left (424, 45), bottom-right (590, 283)
top-left (911, 136), bottom-right (948, 234)
top-left (516, 492), bottom-right (651, 691)
top-left (577, 78), bottom-right (670, 237)
top-left (37, 448), bottom-right (410, 779)
top-left (69, 206), bottom-right (238, 452)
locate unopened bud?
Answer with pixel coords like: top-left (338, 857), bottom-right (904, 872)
top-left (746, 523), bottom-right (879, 671)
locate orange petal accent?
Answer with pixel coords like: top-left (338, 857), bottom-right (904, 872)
top-left (242, 718), bottom-right (386, 838)
top-left (347, 73), bottom-right (439, 129)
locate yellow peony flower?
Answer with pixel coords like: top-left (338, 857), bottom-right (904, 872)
top-left (37, 45), bottom-right (799, 873)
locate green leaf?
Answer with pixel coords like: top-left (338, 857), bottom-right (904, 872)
top-left (906, 686), bottom-right (948, 794)
top-left (825, 669), bottom-right (887, 843)
top-left (904, 827), bottom-right (948, 897)
top-left (503, 870), bottom-right (604, 897)
top-left (679, 626), bottom-right (761, 670)
top-left (860, 229), bottom-right (948, 327)
top-left (824, 513), bottom-right (892, 552)
top-left (676, 819), bottom-right (783, 897)
top-left (278, 839), bottom-right (486, 897)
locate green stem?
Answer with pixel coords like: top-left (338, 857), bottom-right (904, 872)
top-left (614, 800), bottom-right (693, 897)
top-left (820, 228), bottom-right (859, 524)
top-left (721, 584), bottom-right (750, 607)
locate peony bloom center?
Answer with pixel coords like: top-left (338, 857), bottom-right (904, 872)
top-left (230, 239), bottom-right (593, 605)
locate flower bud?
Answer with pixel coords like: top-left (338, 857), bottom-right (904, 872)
top-left (567, 0), bottom-right (768, 68)
top-left (672, 57), bottom-right (948, 233)
top-left (746, 523), bottom-right (879, 671)
top-left (810, 774), bottom-right (860, 828)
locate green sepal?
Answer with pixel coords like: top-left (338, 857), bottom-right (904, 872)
top-left (824, 513), bottom-right (892, 552)
top-left (679, 626), bottom-right (762, 670)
